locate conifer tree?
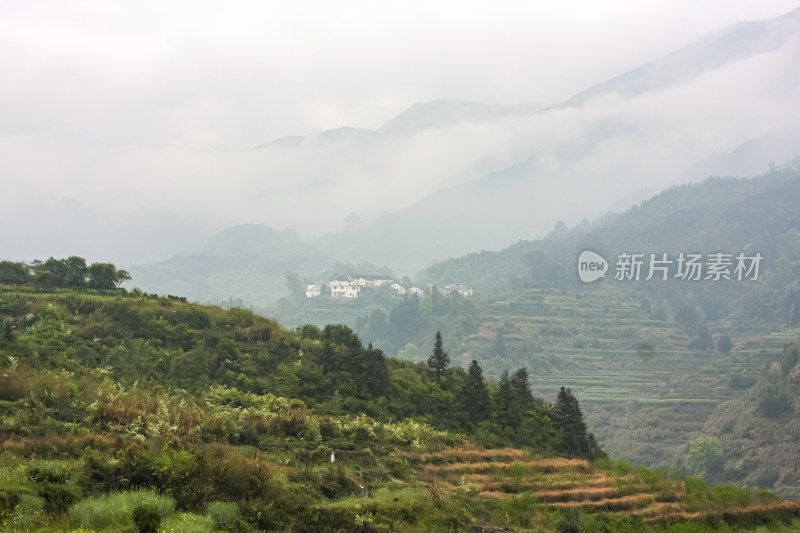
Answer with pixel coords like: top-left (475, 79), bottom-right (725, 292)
top-left (427, 331), bottom-right (450, 382)
top-left (463, 359), bottom-right (490, 425)
top-left (494, 370), bottom-right (515, 427)
top-left (552, 386), bottom-right (593, 458)
top-left (510, 367), bottom-right (533, 404)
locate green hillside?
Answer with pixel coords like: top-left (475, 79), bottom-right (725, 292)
top-left (698, 340), bottom-right (800, 502)
top-left (260, 170), bottom-right (800, 499)
top-left (1, 281), bottom-right (798, 531)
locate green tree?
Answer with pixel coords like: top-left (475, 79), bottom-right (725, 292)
top-left (510, 367), bottom-right (533, 404)
top-left (115, 269), bottom-right (132, 288)
top-left (63, 256), bottom-right (88, 288)
top-left (397, 343), bottom-right (421, 361)
top-left (359, 343), bottom-right (390, 398)
top-left (493, 370), bottom-right (516, 428)
top-left (427, 331), bottom-right (450, 383)
top-left (367, 308), bottom-right (389, 342)
top-left (685, 436), bottom-right (725, 481)
top-left (463, 359), bottom-right (490, 426)
top-left (552, 387), bottom-right (591, 458)
top-left (0, 261), bottom-right (30, 285)
top-left (389, 294), bottom-right (423, 347)
top-left (87, 263), bottom-right (118, 290)
top-left (284, 272), bottom-right (307, 301)
top-left (717, 335), bottom-right (733, 354)
top-left (757, 373), bottom-right (792, 419)
top-left (691, 326), bottom-right (714, 352)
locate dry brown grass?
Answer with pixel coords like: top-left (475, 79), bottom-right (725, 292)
top-left (478, 473), bottom-right (618, 491)
top-left (478, 490), bottom-right (509, 499)
top-left (398, 444), bottom-right (527, 464)
top-left (549, 493), bottom-right (656, 511)
top-left (0, 433), bottom-right (123, 456)
top-left (631, 502), bottom-right (684, 517)
top-left (535, 486), bottom-right (620, 503)
top-left (420, 458), bottom-right (590, 477)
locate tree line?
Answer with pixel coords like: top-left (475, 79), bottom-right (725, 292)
top-left (425, 330), bottom-right (603, 459)
top-left (0, 256), bottom-right (131, 291)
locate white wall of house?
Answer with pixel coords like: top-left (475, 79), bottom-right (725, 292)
top-left (305, 284), bottom-right (322, 298)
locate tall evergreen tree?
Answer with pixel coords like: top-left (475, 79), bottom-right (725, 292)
top-left (552, 386), bottom-right (591, 458)
top-left (427, 331), bottom-right (450, 382)
top-left (494, 370), bottom-right (515, 427)
top-left (463, 359), bottom-right (490, 425)
top-left (510, 367), bottom-right (533, 404)
top-left (361, 342), bottom-right (390, 398)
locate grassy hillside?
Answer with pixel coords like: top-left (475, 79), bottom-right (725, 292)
top-left (1, 285), bottom-right (798, 531)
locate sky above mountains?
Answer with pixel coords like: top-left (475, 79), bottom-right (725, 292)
top-left (2, 1), bottom-right (800, 266)
top-left (3, 1), bottom-right (796, 145)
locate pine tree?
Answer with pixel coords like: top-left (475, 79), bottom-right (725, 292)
top-left (494, 370), bottom-right (516, 427)
top-left (552, 386), bottom-right (590, 458)
top-left (463, 359), bottom-right (490, 425)
top-left (510, 367), bottom-right (533, 404)
top-left (427, 331), bottom-right (450, 382)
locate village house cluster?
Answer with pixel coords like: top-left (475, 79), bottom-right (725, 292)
top-left (305, 276), bottom-right (472, 299)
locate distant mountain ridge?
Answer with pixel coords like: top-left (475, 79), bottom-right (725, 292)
top-left (129, 224), bottom-right (336, 306)
top-left (561, 7), bottom-right (800, 107)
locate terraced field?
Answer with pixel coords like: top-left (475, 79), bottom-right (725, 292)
top-left (464, 286), bottom-right (797, 469)
top-left (403, 445), bottom-right (799, 530)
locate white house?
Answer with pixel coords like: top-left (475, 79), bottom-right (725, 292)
top-left (442, 284), bottom-right (473, 297)
top-left (351, 275), bottom-right (392, 288)
top-left (330, 280), bottom-right (360, 298)
top-left (305, 284), bottom-right (322, 298)
top-left (390, 282), bottom-right (407, 295)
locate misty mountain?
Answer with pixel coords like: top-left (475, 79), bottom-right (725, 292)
top-left (295, 7), bottom-right (800, 275)
top-left (561, 7), bottom-right (800, 107)
top-left (126, 7), bottom-right (800, 296)
top-left (5, 7), bottom-right (800, 279)
top-left (680, 120), bottom-right (800, 182)
top-left (422, 167), bottom-right (800, 325)
top-left (375, 100), bottom-right (526, 136)
top-left (129, 224), bottom-right (336, 306)
top-left (250, 100), bottom-right (525, 149)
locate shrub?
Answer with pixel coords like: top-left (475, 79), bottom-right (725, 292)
top-left (68, 490), bottom-right (175, 530)
top-left (0, 493), bottom-right (47, 530)
top-left (39, 483), bottom-right (79, 515)
top-left (684, 476), bottom-right (711, 511)
top-left (132, 504), bottom-right (162, 533)
top-left (491, 492), bottom-right (542, 527)
top-left (27, 460), bottom-right (71, 484)
top-left (757, 378), bottom-right (792, 419)
top-left (207, 501), bottom-right (244, 532)
top-left (713, 484), bottom-right (751, 507)
top-left (152, 446), bottom-right (199, 508)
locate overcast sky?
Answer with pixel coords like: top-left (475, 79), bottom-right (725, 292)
top-left (2, 1), bottom-right (797, 147)
top-left (2, 1), bottom-right (799, 264)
